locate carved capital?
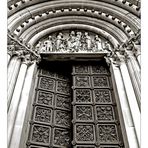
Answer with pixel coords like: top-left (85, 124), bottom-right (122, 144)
top-left (22, 53), bottom-right (35, 66)
top-left (13, 50), bottom-right (24, 58)
top-left (7, 45), bottom-right (15, 56)
top-left (104, 50), bottom-right (121, 67)
top-left (132, 43), bottom-right (141, 57)
top-left (126, 42), bottom-right (134, 51)
top-left (7, 33), bottom-right (41, 64)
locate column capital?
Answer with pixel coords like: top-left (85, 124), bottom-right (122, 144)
top-left (133, 44), bottom-right (141, 57)
top-left (104, 48), bottom-right (127, 67)
top-left (7, 45), bottom-right (16, 56)
top-left (7, 33), bottom-right (41, 64)
top-left (21, 52), bottom-right (35, 66)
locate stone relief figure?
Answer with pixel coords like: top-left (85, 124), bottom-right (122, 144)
top-left (104, 41), bottom-right (112, 52)
top-left (75, 32), bottom-right (82, 52)
top-left (56, 32), bottom-right (65, 51)
top-left (36, 41), bottom-right (42, 53)
top-left (84, 32), bottom-right (91, 51)
top-left (67, 31), bottom-right (76, 52)
top-left (44, 36), bottom-right (53, 52)
top-left (42, 42), bottom-right (47, 52)
top-left (93, 35), bottom-right (102, 51)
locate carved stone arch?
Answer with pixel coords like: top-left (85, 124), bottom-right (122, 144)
top-left (8, 0), bottom-right (140, 50)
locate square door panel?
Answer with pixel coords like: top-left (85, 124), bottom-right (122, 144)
top-left (29, 124), bottom-right (51, 146)
top-left (95, 105), bottom-right (115, 121)
top-left (33, 106), bottom-right (52, 124)
top-left (55, 94), bottom-right (71, 111)
top-left (93, 89), bottom-right (112, 104)
top-left (92, 76), bottom-right (109, 88)
top-left (74, 105), bottom-right (94, 122)
top-left (36, 90), bottom-right (54, 106)
top-left (56, 80), bottom-right (71, 95)
top-left (54, 109), bottom-right (71, 128)
top-left (74, 89), bottom-right (92, 103)
top-left (97, 124), bottom-right (119, 144)
top-left (74, 76), bottom-right (91, 88)
top-left (38, 77), bottom-right (55, 91)
top-left (52, 128), bottom-right (71, 147)
top-left (74, 124), bottom-right (96, 144)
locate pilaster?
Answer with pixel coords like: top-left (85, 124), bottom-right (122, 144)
top-left (9, 62), bottom-right (37, 148)
top-left (119, 62), bottom-right (140, 145)
top-left (109, 49), bottom-right (140, 145)
top-left (110, 62), bottom-right (139, 148)
top-left (7, 54), bottom-right (34, 148)
top-left (125, 51), bottom-right (141, 109)
top-left (7, 34), bottom-right (41, 111)
top-left (7, 52), bottom-right (23, 110)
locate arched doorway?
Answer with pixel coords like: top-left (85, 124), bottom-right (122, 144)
top-left (7, 1), bottom-right (140, 148)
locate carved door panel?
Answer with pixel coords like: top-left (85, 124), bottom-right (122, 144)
top-left (26, 61), bottom-right (124, 148)
top-left (72, 63), bottom-right (124, 148)
top-left (26, 64), bottom-right (72, 148)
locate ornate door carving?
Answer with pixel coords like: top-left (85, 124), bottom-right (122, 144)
top-left (72, 63), bottom-right (124, 148)
top-left (26, 64), bottom-right (72, 148)
top-left (26, 62), bottom-right (124, 148)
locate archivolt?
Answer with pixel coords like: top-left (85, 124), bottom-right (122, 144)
top-left (8, 0), bottom-right (140, 49)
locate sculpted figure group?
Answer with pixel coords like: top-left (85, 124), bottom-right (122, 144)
top-left (36, 31), bottom-right (112, 53)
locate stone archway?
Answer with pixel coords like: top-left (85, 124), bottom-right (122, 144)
top-left (7, 1), bottom-right (141, 148)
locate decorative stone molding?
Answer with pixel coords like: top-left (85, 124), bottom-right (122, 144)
top-left (104, 48), bottom-right (126, 67)
top-left (8, 0), bottom-right (140, 19)
top-left (104, 30), bottom-right (141, 66)
top-left (8, 33), bottom-right (41, 64)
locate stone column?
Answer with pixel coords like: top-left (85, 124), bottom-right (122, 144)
top-left (9, 62), bottom-right (37, 148)
top-left (8, 56), bottom-right (18, 83)
top-left (8, 59), bottom-right (30, 147)
top-left (119, 58), bottom-right (140, 145)
top-left (125, 51), bottom-right (141, 109)
top-left (110, 61), bottom-right (139, 148)
top-left (7, 57), bottom-right (21, 110)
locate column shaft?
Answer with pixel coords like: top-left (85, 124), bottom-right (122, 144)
top-left (119, 62), bottom-right (140, 145)
top-left (9, 63), bottom-right (37, 148)
top-left (110, 63), bottom-right (139, 148)
top-left (8, 56), bottom-right (17, 85)
top-left (8, 63), bottom-right (28, 147)
top-left (7, 58), bottom-right (21, 110)
top-left (126, 59), bottom-right (141, 109)
top-left (129, 56), bottom-right (141, 86)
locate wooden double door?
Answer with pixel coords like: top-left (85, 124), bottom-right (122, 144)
top-left (26, 61), bottom-right (124, 148)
